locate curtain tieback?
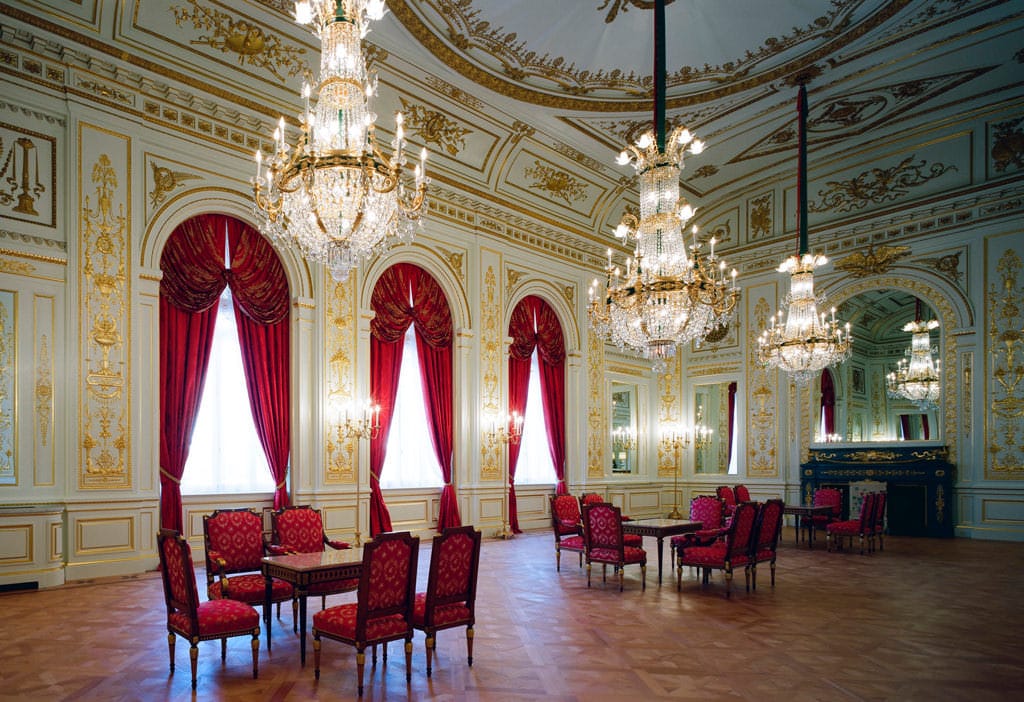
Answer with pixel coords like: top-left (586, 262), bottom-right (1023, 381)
top-left (159, 467), bottom-right (181, 485)
top-left (275, 480), bottom-right (287, 490)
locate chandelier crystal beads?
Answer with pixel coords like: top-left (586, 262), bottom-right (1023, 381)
top-left (887, 316), bottom-right (941, 410)
top-left (252, 0), bottom-right (427, 282)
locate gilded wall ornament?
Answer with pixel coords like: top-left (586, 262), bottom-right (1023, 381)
top-left (748, 296), bottom-right (778, 477)
top-left (809, 156), bottom-right (956, 213)
top-left (0, 256), bottom-right (34, 275)
top-left (437, 247), bottom-right (466, 285)
top-left (36, 333), bottom-right (51, 448)
top-left (505, 268), bottom-right (525, 297)
top-left (834, 244), bottom-right (911, 277)
top-left (692, 164), bottom-right (719, 179)
top-left (398, 98), bottom-right (469, 156)
top-left (918, 250), bottom-right (963, 283)
top-left (77, 80), bottom-right (132, 105)
top-left (479, 265), bottom-right (502, 480)
top-left (586, 326), bottom-right (605, 478)
top-left (987, 248), bottom-right (1024, 477)
top-left (523, 160), bottom-right (587, 204)
top-left (0, 290), bottom-right (13, 484)
top-left (748, 193), bottom-right (773, 240)
top-left (171, 0), bottom-right (307, 82)
top-left (597, 0), bottom-right (672, 24)
top-left (325, 274), bottom-right (357, 482)
top-left (149, 161), bottom-right (201, 206)
top-left (0, 126), bottom-right (52, 224)
top-left (809, 95), bottom-right (887, 130)
top-left (990, 117), bottom-right (1024, 174)
top-left (423, 75), bottom-right (485, 110)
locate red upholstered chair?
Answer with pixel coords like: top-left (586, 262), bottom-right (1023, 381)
top-left (313, 531), bottom-right (420, 696)
top-left (582, 502), bottom-right (647, 592)
top-left (158, 528), bottom-right (259, 689)
top-left (676, 501), bottom-right (758, 598)
top-left (579, 493), bottom-right (642, 547)
top-left (716, 485), bottom-right (738, 517)
top-left (827, 492), bottom-right (878, 555)
top-left (413, 526), bottom-right (482, 677)
top-left (874, 492), bottom-right (887, 551)
top-left (203, 508), bottom-right (295, 626)
top-left (804, 487), bottom-right (843, 536)
top-left (669, 495), bottom-right (727, 567)
top-left (269, 505), bottom-right (358, 619)
top-left (749, 499), bottom-right (785, 591)
top-left (549, 494), bottom-right (585, 571)
top-left (734, 484), bottom-right (752, 503)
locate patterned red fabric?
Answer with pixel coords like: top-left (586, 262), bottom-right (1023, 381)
top-left (208, 573), bottom-right (292, 604)
top-left (313, 604), bottom-right (410, 641)
top-left (204, 510), bottom-right (265, 572)
top-left (827, 492), bottom-right (875, 537)
top-left (589, 546), bottom-right (646, 564)
top-left (734, 485), bottom-right (751, 503)
top-left (809, 487), bottom-right (843, 527)
top-left (430, 532), bottom-right (473, 598)
top-left (412, 595), bottom-right (470, 627)
top-left (552, 495), bottom-right (581, 534)
top-left (716, 485), bottom-right (737, 511)
top-left (672, 496), bottom-right (727, 549)
top-left (681, 543), bottom-right (751, 567)
top-left (162, 533), bottom-right (194, 609)
top-left (366, 539), bottom-right (414, 611)
top-left (169, 599), bottom-right (260, 638)
top-left (623, 533), bottom-right (643, 547)
top-left (585, 504), bottom-right (621, 550)
top-left (559, 535), bottom-right (584, 550)
top-left (272, 506), bottom-right (352, 553)
top-left (753, 500), bottom-right (784, 552)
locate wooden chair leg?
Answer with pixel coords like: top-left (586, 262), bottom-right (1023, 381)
top-left (641, 565), bottom-right (646, 591)
top-left (251, 630), bottom-right (259, 679)
top-left (467, 625), bottom-right (474, 667)
top-left (725, 568), bottom-right (733, 599)
top-left (167, 632), bottom-right (175, 673)
top-left (586, 562), bottom-right (592, 588)
top-left (189, 642), bottom-right (199, 689)
top-left (404, 638), bottom-right (413, 683)
top-left (425, 633), bottom-right (435, 677)
top-left (770, 560), bottom-right (777, 587)
top-left (555, 545), bottom-right (561, 572)
top-left (313, 634), bottom-right (322, 680)
top-left (221, 637), bottom-right (227, 661)
top-left (356, 647), bottom-right (366, 697)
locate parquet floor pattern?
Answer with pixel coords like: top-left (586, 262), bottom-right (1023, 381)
top-left (1, 528), bottom-right (1022, 701)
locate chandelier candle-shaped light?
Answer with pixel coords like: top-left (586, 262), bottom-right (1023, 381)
top-left (886, 300), bottom-right (941, 410)
top-left (757, 84), bottom-right (851, 383)
top-left (693, 405), bottom-right (712, 450)
top-left (587, 0), bottom-right (739, 363)
top-left (252, 0), bottom-right (427, 282)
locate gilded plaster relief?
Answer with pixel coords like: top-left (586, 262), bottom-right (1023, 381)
top-left (436, 247), bottom-right (466, 286)
top-left (918, 249), bottom-right (964, 284)
top-left (809, 155), bottom-right (956, 213)
top-left (0, 290), bottom-right (14, 485)
top-left (747, 295), bottom-right (778, 477)
top-left (521, 158), bottom-right (589, 205)
top-left (479, 263), bottom-right (501, 481)
top-left (0, 122), bottom-right (55, 227)
top-left (148, 161), bottom-right (200, 207)
top-left (657, 355), bottom-right (681, 477)
top-left (79, 134), bottom-right (130, 488)
top-left (0, 256), bottom-right (34, 275)
top-left (989, 116), bottom-right (1023, 175)
top-left (748, 192), bottom-right (773, 241)
top-left (325, 273), bottom-right (357, 483)
top-left (586, 327), bottom-right (605, 479)
top-left (987, 246), bottom-right (1024, 478)
top-left (33, 294), bottom-right (54, 487)
top-left (171, 0), bottom-right (308, 82)
top-left (834, 244), bottom-right (910, 277)
top-left (398, 98), bottom-right (470, 157)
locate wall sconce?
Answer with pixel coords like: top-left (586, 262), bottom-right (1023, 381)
top-left (337, 400), bottom-right (382, 441)
top-left (611, 426), bottom-right (637, 452)
top-left (483, 410), bottom-right (523, 449)
top-left (693, 405), bottom-right (713, 450)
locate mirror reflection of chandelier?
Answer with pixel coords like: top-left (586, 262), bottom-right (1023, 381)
top-left (693, 405), bottom-right (713, 450)
top-left (757, 84), bottom-right (851, 384)
top-left (252, 0), bottom-right (428, 283)
top-left (887, 301), bottom-right (941, 410)
top-left (587, 0), bottom-right (739, 364)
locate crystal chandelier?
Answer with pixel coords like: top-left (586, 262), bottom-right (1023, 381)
top-left (757, 84), bottom-right (851, 384)
top-left (886, 301), bottom-right (941, 409)
top-left (587, 0), bottom-right (739, 363)
top-left (252, 0), bottom-right (427, 282)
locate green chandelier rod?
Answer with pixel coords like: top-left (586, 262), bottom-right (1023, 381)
top-left (797, 82), bottom-right (809, 256)
top-left (654, 0), bottom-right (667, 153)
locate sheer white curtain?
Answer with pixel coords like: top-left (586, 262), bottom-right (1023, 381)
top-left (516, 351), bottom-right (557, 485)
top-left (182, 288), bottom-right (275, 495)
top-left (381, 326), bottom-right (444, 489)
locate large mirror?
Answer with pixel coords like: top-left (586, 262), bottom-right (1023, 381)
top-left (814, 290), bottom-right (942, 444)
top-left (610, 382), bottom-right (638, 473)
top-left (693, 381), bottom-right (737, 474)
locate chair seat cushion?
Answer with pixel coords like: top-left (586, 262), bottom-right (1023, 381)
top-left (209, 573), bottom-right (293, 604)
top-left (590, 546), bottom-right (646, 564)
top-left (555, 521), bottom-right (579, 536)
top-left (411, 592), bottom-right (471, 628)
top-left (826, 520), bottom-right (862, 535)
top-left (671, 528), bottom-right (726, 549)
top-left (559, 535), bottom-right (585, 551)
top-left (680, 543), bottom-right (749, 568)
top-left (752, 547), bottom-right (776, 562)
top-left (313, 602), bottom-right (410, 642)
top-left (170, 598), bottom-right (260, 638)
top-left (622, 533), bottom-right (643, 548)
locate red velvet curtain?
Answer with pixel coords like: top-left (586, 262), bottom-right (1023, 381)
top-left (727, 381), bottom-right (738, 466)
top-left (370, 263), bottom-right (457, 535)
top-left (508, 296), bottom-right (567, 531)
top-left (159, 214), bottom-right (290, 529)
top-left (900, 414), bottom-right (911, 439)
top-left (922, 414), bottom-right (930, 440)
top-left (821, 369), bottom-right (836, 436)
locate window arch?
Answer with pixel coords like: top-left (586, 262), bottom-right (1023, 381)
top-left (158, 214), bottom-right (290, 531)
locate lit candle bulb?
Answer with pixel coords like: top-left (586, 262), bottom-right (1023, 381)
top-left (254, 149), bottom-right (262, 180)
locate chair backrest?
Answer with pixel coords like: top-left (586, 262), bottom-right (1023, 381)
top-left (272, 505), bottom-right (326, 553)
top-left (580, 492), bottom-right (604, 509)
top-left (582, 502), bottom-right (623, 554)
top-left (752, 499), bottom-right (785, 553)
top-left (724, 502), bottom-right (758, 560)
top-left (550, 494), bottom-right (581, 537)
top-left (203, 508), bottom-right (266, 574)
top-left (689, 495), bottom-right (724, 530)
top-left (813, 487), bottom-right (843, 517)
top-left (158, 528), bottom-right (200, 634)
top-left (874, 492), bottom-right (887, 530)
top-left (422, 526), bottom-right (481, 623)
top-left (734, 485), bottom-right (751, 503)
top-left (355, 531), bottom-right (420, 640)
top-left (858, 492), bottom-right (878, 533)
top-left (716, 485), bottom-right (736, 507)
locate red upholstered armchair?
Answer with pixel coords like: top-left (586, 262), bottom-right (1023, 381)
top-left (313, 531), bottom-right (420, 697)
top-left (827, 492), bottom-right (878, 555)
top-left (202, 508), bottom-right (295, 626)
top-left (549, 494), bottom-right (585, 571)
top-left (750, 499), bottom-right (785, 591)
top-left (269, 505), bottom-right (358, 619)
top-left (669, 495), bottom-right (727, 567)
top-left (158, 529), bottom-right (260, 689)
top-left (579, 493), bottom-right (642, 547)
top-left (582, 502), bottom-right (647, 592)
top-left (413, 526), bottom-right (482, 677)
top-left (804, 487), bottom-right (842, 535)
top-left (676, 501), bottom-right (758, 598)
top-left (734, 484), bottom-right (752, 503)
top-left (716, 485), bottom-right (738, 517)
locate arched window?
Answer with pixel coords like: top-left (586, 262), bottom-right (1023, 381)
top-left (369, 263), bottom-right (460, 535)
top-left (158, 214), bottom-right (290, 531)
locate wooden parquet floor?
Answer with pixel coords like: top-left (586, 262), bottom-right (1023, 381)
top-left (2, 528), bottom-right (1022, 701)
